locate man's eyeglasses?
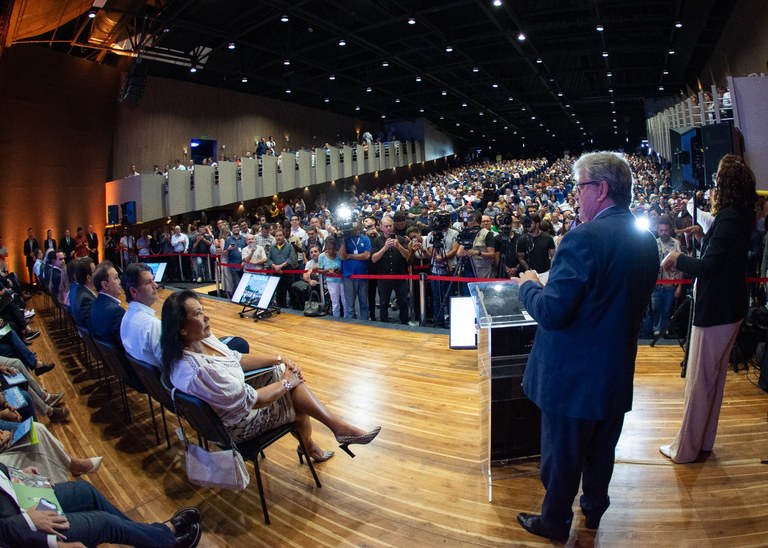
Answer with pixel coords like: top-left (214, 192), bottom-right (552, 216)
top-left (574, 181), bottom-right (602, 192)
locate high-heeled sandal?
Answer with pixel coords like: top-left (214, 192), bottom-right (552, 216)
top-left (335, 426), bottom-right (381, 458)
top-left (296, 445), bottom-right (334, 464)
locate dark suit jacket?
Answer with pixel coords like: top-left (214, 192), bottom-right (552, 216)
top-left (677, 207), bottom-right (750, 327)
top-left (49, 267), bottom-right (62, 298)
top-left (0, 464), bottom-right (50, 547)
top-left (89, 292), bottom-right (125, 348)
top-left (520, 206), bottom-right (659, 420)
top-left (22, 238), bottom-right (38, 267)
top-left (43, 238), bottom-right (57, 252)
top-left (72, 285), bottom-right (96, 327)
top-left (59, 236), bottom-right (76, 261)
top-left (86, 232), bottom-right (99, 261)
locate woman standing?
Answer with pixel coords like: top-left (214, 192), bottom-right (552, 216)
top-left (659, 154), bottom-right (756, 463)
top-left (317, 237), bottom-right (345, 317)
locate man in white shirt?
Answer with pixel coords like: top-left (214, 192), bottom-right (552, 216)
top-left (120, 263), bottom-right (162, 368)
top-left (171, 225), bottom-right (190, 281)
top-left (289, 216), bottom-right (308, 244)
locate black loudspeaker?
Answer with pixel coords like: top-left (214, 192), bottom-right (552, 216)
top-left (107, 205), bottom-right (119, 225)
top-left (121, 63), bottom-right (146, 107)
top-left (701, 123), bottom-right (739, 185)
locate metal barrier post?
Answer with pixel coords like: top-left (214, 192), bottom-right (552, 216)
top-left (178, 253), bottom-right (184, 282)
top-left (319, 274), bottom-right (326, 307)
top-left (419, 273), bottom-right (427, 326)
top-left (214, 257), bottom-right (221, 296)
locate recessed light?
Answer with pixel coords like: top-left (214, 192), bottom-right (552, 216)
top-left (366, 86), bottom-right (372, 92)
top-left (408, 17), bottom-right (416, 25)
top-left (415, 76), bottom-right (422, 82)
top-left (472, 67), bottom-right (480, 73)
top-left (88, 10), bottom-right (96, 18)
top-left (355, 105), bottom-right (360, 111)
top-left (536, 57), bottom-right (543, 64)
top-left (395, 98), bottom-right (400, 103)
top-left (658, 85), bottom-right (664, 91)
top-left (607, 71), bottom-right (613, 77)
top-left (419, 108), bottom-right (424, 113)
top-left (462, 102), bottom-right (467, 107)
top-left (283, 59), bottom-right (290, 66)
top-left (508, 96), bottom-right (514, 101)
top-left (228, 42), bottom-right (235, 50)
top-left (329, 74), bottom-right (336, 80)
top-left (517, 32), bottom-right (526, 41)
top-left (557, 92), bottom-right (563, 97)
top-left (668, 49), bottom-right (675, 55)
top-left (445, 45), bottom-right (453, 53)
top-left (190, 66), bottom-right (197, 73)
top-left (602, 51), bottom-right (609, 58)
top-left (324, 97), bottom-right (329, 103)
top-left (493, 0), bottom-right (502, 6)
top-left (596, 24), bottom-right (604, 32)
top-left (492, 83), bottom-right (498, 88)
top-left (608, 88), bottom-right (613, 93)
top-left (441, 90), bottom-right (447, 96)
top-left (382, 60), bottom-right (389, 67)
top-left (338, 39), bottom-right (346, 46)
top-left (675, 21), bottom-right (683, 28)
top-left (456, 122), bottom-right (460, 126)
top-left (285, 88), bottom-right (291, 93)
top-left (280, 14), bottom-right (289, 22)
top-left (381, 114), bottom-right (386, 118)
top-left (241, 76), bottom-right (248, 83)
top-left (479, 111), bottom-right (484, 116)
top-left (663, 70), bottom-right (669, 75)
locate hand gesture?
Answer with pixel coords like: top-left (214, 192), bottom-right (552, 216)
top-left (26, 508), bottom-right (70, 540)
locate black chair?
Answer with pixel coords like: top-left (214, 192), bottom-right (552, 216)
top-left (124, 354), bottom-right (175, 449)
top-left (91, 338), bottom-right (159, 443)
top-left (73, 324), bottom-right (104, 383)
top-left (172, 387), bottom-right (321, 525)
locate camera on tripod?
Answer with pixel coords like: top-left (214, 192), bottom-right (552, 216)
top-left (497, 213), bottom-right (513, 237)
top-left (335, 205), bottom-right (357, 238)
top-left (522, 215), bottom-right (533, 231)
top-left (457, 225), bottom-right (481, 247)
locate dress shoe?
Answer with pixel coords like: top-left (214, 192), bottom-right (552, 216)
top-left (24, 330), bottom-right (40, 341)
top-left (336, 426), bottom-right (381, 458)
top-left (72, 456), bottom-right (103, 477)
top-left (517, 512), bottom-right (570, 542)
top-left (659, 444), bottom-right (672, 458)
top-left (24, 309), bottom-right (35, 320)
top-left (174, 522), bottom-right (201, 548)
top-left (44, 392), bottom-right (65, 407)
top-left (34, 363), bottom-right (55, 376)
top-left (297, 445), bottom-right (334, 464)
top-left (47, 406), bottom-right (70, 423)
top-left (580, 508), bottom-right (602, 530)
top-left (170, 507), bottom-right (202, 537)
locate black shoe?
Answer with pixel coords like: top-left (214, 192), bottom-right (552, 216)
top-left (170, 507), bottom-right (201, 537)
top-left (34, 363), bottom-right (55, 376)
top-left (25, 330), bottom-right (40, 341)
top-left (174, 522), bottom-right (201, 548)
top-left (583, 512), bottom-right (601, 530)
top-left (517, 512), bottom-right (570, 542)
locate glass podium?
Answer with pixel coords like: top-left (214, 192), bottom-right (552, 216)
top-left (468, 281), bottom-right (540, 501)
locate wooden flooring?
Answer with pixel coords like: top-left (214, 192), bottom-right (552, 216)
top-left (27, 290), bottom-right (768, 547)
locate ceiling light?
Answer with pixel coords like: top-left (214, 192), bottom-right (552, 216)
top-left (536, 57), bottom-right (543, 64)
top-left (415, 76), bottom-right (422, 82)
top-left (493, 0), bottom-right (502, 6)
top-left (382, 60), bottom-right (389, 67)
top-left (324, 97), bottom-right (330, 103)
top-left (408, 17), bottom-right (416, 25)
top-left (439, 116), bottom-right (444, 120)
top-left (241, 76), bottom-right (248, 83)
top-left (504, 126), bottom-right (508, 130)
top-left (190, 66), bottom-right (197, 73)
top-left (366, 86), bottom-right (372, 92)
top-left (602, 51), bottom-right (609, 58)
top-left (355, 105), bottom-right (360, 111)
top-left (285, 88), bottom-right (291, 93)
top-left (462, 102), bottom-right (467, 107)
top-left (658, 85), bottom-right (664, 91)
top-left (88, 10), bottom-right (96, 18)
top-left (508, 96), bottom-right (514, 101)
top-left (596, 24), bottom-right (604, 32)
top-left (445, 45), bottom-right (453, 53)
top-left (338, 39), bottom-right (346, 46)
top-left (479, 111), bottom-right (484, 116)
top-left (329, 74), bottom-right (336, 80)
top-left (566, 104), bottom-right (571, 108)
top-left (395, 98), bottom-right (400, 103)
top-left (492, 83), bottom-right (498, 88)
top-left (675, 21), bottom-right (683, 28)
top-left (455, 122), bottom-right (460, 126)
top-left (668, 49), bottom-right (675, 55)
top-left (283, 59), bottom-right (290, 65)
top-left (228, 42), bottom-right (235, 50)
top-left (557, 92), bottom-right (563, 97)
top-left (281, 14), bottom-right (289, 22)
top-left (663, 69), bottom-right (669, 75)
top-left (441, 90), bottom-right (447, 96)
top-left (470, 129), bottom-right (474, 133)
top-left (472, 67), bottom-right (480, 73)
top-left (607, 71), bottom-right (612, 77)
top-left (608, 88), bottom-right (613, 93)
top-left (419, 108), bottom-right (424, 113)
top-left (531, 115), bottom-right (536, 120)
top-left (517, 32), bottom-right (526, 41)
top-left (382, 114), bottom-right (386, 118)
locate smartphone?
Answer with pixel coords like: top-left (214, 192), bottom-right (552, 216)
top-left (36, 498), bottom-right (58, 512)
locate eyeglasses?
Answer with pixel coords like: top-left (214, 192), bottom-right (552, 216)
top-left (574, 180), bottom-right (602, 192)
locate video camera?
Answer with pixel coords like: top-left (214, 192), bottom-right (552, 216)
top-left (335, 205), bottom-right (357, 238)
top-left (497, 213), bottom-right (513, 236)
top-left (457, 225), bottom-right (481, 247)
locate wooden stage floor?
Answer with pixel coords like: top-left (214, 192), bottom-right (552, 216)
top-left (29, 290), bottom-right (768, 547)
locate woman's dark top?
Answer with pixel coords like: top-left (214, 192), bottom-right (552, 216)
top-left (676, 207), bottom-right (751, 327)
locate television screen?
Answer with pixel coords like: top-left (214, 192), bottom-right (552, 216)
top-left (231, 273), bottom-right (280, 309)
top-left (143, 262), bottom-right (167, 283)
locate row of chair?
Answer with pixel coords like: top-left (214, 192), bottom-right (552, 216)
top-left (40, 282), bottom-right (321, 524)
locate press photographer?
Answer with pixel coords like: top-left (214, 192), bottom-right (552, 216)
top-left (456, 210), bottom-right (495, 282)
top-left (494, 213), bottom-right (522, 278)
top-left (425, 212), bottom-right (459, 328)
top-left (516, 213), bottom-right (556, 273)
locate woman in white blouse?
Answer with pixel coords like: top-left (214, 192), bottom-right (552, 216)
top-left (161, 291), bottom-right (379, 463)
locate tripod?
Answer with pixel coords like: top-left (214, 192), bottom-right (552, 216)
top-left (435, 247), bottom-right (477, 327)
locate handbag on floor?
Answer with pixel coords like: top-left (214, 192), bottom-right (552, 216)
top-left (303, 289), bottom-right (325, 317)
top-left (172, 388), bottom-right (250, 491)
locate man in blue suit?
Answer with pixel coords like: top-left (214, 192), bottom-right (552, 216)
top-left (513, 152), bottom-right (659, 541)
top-left (88, 261), bottom-right (125, 348)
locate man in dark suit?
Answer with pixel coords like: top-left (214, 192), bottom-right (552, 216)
top-left (70, 258), bottom-right (96, 327)
top-left (513, 152), bottom-right (659, 541)
top-left (21, 228), bottom-right (39, 288)
top-left (85, 223), bottom-right (99, 263)
top-left (0, 463), bottom-right (201, 547)
top-left (58, 229), bottom-right (76, 263)
top-left (42, 229), bottom-right (57, 253)
top-left (89, 261), bottom-right (125, 347)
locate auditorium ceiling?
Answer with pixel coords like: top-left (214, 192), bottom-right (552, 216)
top-left (3, 0), bottom-right (739, 155)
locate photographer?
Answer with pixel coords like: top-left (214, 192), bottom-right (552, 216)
top-left (338, 220), bottom-right (371, 320)
top-left (425, 213), bottom-right (459, 328)
top-left (456, 210), bottom-right (495, 282)
top-left (494, 213), bottom-right (522, 278)
top-left (363, 217), bottom-right (380, 321)
top-left (517, 214), bottom-right (556, 273)
top-left (371, 217), bottom-right (412, 325)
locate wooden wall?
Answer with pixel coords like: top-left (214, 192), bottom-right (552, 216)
top-left (113, 76), bottom-right (368, 180)
top-left (0, 46), bottom-right (119, 280)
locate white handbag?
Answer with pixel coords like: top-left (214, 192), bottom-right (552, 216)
top-left (184, 443), bottom-right (250, 491)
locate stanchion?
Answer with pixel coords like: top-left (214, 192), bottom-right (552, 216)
top-left (419, 272), bottom-right (427, 327)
